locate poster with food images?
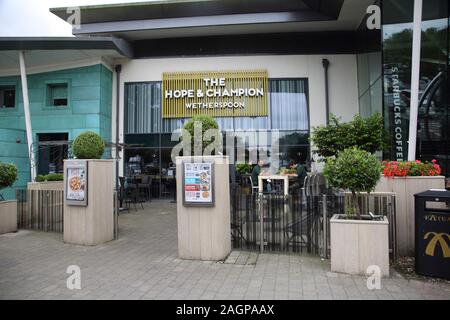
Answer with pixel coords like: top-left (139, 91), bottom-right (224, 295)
top-left (66, 166), bottom-right (87, 202)
top-left (183, 162), bottom-right (213, 205)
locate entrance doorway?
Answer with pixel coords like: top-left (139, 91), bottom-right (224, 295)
top-left (37, 133), bottom-right (69, 175)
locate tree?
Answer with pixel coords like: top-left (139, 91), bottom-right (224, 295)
top-left (182, 115), bottom-right (222, 156)
top-left (324, 147), bottom-right (381, 219)
top-left (311, 113), bottom-right (385, 159)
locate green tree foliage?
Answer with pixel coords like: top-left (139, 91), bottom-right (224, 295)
top-left (72, 131), bottom-right (105, 159)
top-left (0, 163), bottom-right (18, 198)
top-left (183, 115), bottom-right (221, 155)
top-left (311, 113), bottom-right (385, 159)
top-left (324, 147), bottom-right (381, 219)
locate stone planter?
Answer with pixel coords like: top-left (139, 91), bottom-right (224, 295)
top-left (330, 214), bottom-right (389, 276)
top-left (375, 176), bottom-right (445, 256)
top-left (176, 155), bottom-right (231, 261)
top-left (63, 159), bottom-right (114, 246)
top-left (0, 200), bottom-right (17, 234)
top-left (28, 181), bottom-right (64, 191)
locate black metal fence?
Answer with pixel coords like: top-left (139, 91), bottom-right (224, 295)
top-left (16, 189), bottom-right (64, 232)
top-left (230, 188), bottom-right (397, 262)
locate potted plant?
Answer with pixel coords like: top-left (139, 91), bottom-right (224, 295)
top-left (325, 147), bottom-right (390, 276)
top-left (375, 159), bottom-right (445, 256)
top-left (64, 131), bottom-right (114, 246)
top-left (0, 162), bottom-right (18, 234)
top-left (176, 115), bottom-right (231, 261)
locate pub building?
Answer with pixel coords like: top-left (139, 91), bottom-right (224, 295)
top-left (0, 0), bottom-right (449, 200)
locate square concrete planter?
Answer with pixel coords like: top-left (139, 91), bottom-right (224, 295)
top-left (28, 181), bottom-right (64, 191)
top-left (375, 176), bottom-right (445, 256)
top-left (330, 214), bottom-right (389, 277)
top-left (63, 159), bottom-right (114, 246)
top-left (0, 200), bottom-right (17, 234)
top-left (176, 155), bottom-right (231, 261)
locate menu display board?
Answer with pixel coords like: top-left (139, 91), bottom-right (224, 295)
top-left (65, 160), bottom-right (88, 206)
top-left (182, 161), bottom-right (214, 206)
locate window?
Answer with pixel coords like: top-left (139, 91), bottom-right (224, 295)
top-left (0, 85), bottom-right (16, 108)
top-left (46, 83), bottom-right (68, 107)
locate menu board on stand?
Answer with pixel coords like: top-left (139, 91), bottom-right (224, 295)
top-left (65, 160), bottom-right (88, 206)
top-left (182, 161), bottom-right (214, 206)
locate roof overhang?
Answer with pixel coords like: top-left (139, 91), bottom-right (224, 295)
top-left (47, 0), bottom-right (384, 41)
top-left (0, 37), bottom-right (133, 58)
top-left (0, 37), bottom-right (132, 76)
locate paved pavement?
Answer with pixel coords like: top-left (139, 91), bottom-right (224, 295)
top-left (0, 201), bottom-right (449, 300)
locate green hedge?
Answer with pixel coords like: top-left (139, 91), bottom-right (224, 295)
top-left (72, 131), bottom-right (105, 159)
top-left (36, 173), bottom-right (64, 182)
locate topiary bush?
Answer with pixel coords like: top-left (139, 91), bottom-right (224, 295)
top-left (324, 147), bottom-right (381, 219)
top-left (0, 163), bottom-right (18, 199)
top-left (72, 131), bottom-right (105, 159)
top-left (182, 115), bottom-right (221, 155)
top-left (311, 113), bottom-right (385, 159)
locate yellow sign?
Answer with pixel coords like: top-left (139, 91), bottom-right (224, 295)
top-left (162, 70), bottom-right (268, 118)
top-left (424, 232), bottom-right (450, 258)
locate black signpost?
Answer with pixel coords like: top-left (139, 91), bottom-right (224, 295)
top-left (414, 190), bottom-right (450, 280)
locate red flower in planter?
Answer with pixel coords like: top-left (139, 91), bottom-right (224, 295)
top-left (382, 160), bottom-right (441, 177)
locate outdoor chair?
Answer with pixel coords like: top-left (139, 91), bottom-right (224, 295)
top-left (247, 176), bottom-right (260, 194)
top-left (137, 175), bottom-right (152, 201)
top-left (123, 183), bottom-right (138, 211)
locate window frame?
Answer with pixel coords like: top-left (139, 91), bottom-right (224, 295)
top-left (0, 82), bottom-right (18, 111)
top-left (43, 79), bottom-right (71, 110)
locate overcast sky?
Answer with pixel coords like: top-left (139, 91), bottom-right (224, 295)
top-left (0, 0), bottom-right (152, 37)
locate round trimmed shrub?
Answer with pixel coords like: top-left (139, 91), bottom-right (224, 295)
top-left (0, 163), bottom-right (18, 190)
top-left (324, 147), bottom-right (381, 219)
top-left (72, 131), bottom-right (105, 159)
top-left (183, 115), bottom-right (221, 155)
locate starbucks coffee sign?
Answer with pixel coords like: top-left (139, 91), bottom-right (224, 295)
top-left (162, 70), bottom-right (268, 118)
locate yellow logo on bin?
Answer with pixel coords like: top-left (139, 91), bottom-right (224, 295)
top-left (424, 232), bottom-right (450, 258)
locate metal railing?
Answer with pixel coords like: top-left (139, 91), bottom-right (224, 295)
top-left (16, 189), bottom-right (64, 232)
top-left (230, 188), bottom-right (398, 262)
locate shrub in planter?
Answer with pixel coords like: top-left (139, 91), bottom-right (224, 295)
top-left (72, 131), bottom-right (105, 159)
top-left (36, 173), bottom-right (64, 182)
top-left (311, 113), bottom-right (385, 159)
top-left (0, 163), bottom-right (18, 200)
top-left (324, 147), bottom-right (381, 219)
top-left (182, 115), bottom-right (221, 155)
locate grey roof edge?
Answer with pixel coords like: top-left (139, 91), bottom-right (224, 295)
top-left (49, 0), bottom-right (341, 25)
top-left (0, 36), bottom-right (133, 58)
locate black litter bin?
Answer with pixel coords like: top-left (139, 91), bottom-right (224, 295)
top-left (414, 190), bottom-right (450, 280)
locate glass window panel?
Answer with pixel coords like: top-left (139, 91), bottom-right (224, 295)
top-left (270, 79), bottom-right (309, 130)
top-left (125, 82), bottom-right (161, 133)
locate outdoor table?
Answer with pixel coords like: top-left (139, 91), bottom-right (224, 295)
top-left (258, 174), bottom-right (297, 196)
